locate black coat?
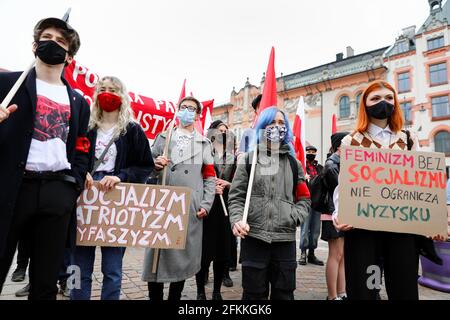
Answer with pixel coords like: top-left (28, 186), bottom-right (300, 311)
top-left (323, 153), bottom-right (340, 214)
top-left (87, 122), bottom-right (154, 183)
top-left (201, 152), bottom-right (235, 263)
top-left (0, 68), bottom-right (90, 257)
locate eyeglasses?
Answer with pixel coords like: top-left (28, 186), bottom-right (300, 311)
top-left (179, 105), bottom-right (197, 112)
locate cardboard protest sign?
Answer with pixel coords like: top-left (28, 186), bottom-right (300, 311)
top-left (76, 182), bottom-right (192, 249)
top-left (338, 146), bottom-right (448, 237)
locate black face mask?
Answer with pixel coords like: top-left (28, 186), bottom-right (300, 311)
top-left (306, 154), bottom-right (316, 162)
top-left (366, 101), bottom-right (395, 120)
top-left (35, 40), bottom-right (68, 65)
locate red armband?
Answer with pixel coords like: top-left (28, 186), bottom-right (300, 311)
top-left (202, 164), bottom-right (216, 179)
top-left (296, 182), bottom-right (310, 201)
top-left (75, 137), bottom-right (90, 153)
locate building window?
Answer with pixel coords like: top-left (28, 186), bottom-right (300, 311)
top-left (397, 41), bottom-right (409, 54)
top-left (355, 93), bottom-right (362, 117)
top-left (434, 131), bottom-right (450, 155)
top-left (432, 95), bottom-right (450, 118)
top-left (339, 96), bottom-right (350, 119)
top-left (427, 36), bottom-right (445, 51)
top-left (400, 102), bottom-right (412, 124)
top-left (398, 72), bottom-right (411, 93)
top-left (429, 62), bottom-right (448, 85)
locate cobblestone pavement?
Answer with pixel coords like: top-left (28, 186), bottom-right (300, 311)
top-left (1, 240), bottom-right (449, 300)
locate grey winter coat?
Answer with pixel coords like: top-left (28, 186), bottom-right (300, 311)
top-left (228, 143), bottom-right (311, 243)
top-left (142, 128), bottom-right (216, 282)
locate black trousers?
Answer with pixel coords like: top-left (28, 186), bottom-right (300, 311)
top-left (16, 238), bottom-right (30, 270)
top-left (344, 229), bottom-right (419, 300)
top-left (196, 260), bottom-right (226, 295)
top-left (0, 179), bottom-right (78, 300)
top-left (148, 281), bottom-right (185, 301)
top-left (240, 237), bottom-right (297, 300)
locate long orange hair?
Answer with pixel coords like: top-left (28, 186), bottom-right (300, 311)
top-left (355, 80), bottom-right (404, 133)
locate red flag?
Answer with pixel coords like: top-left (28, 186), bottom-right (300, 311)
top-left (178, 79), bottom-right (186, 103)
top-left (293, 97), bottom-right (310, 200)
top-left (253, 47), bottom-right (277, 127)
top-left (293, 97), bottom-right (306, 169)
top-left (332, 114), bottom-right (337, 134)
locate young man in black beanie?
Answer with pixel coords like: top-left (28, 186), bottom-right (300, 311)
top-left (0, 17), bottom-right (90, 300)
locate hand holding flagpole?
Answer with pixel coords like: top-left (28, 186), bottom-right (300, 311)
top-left (241, 47), bottom-right (277, 225)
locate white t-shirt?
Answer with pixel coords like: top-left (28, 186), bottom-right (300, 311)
top-left (172, 128), bottom-right (194, 159)
top-left (26, 79), bottom-right (71, 172)
top-left (95, 126), bottom-right (117, 173)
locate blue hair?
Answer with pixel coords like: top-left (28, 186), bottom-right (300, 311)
top-left (252, 107), bottom-right (295, 156)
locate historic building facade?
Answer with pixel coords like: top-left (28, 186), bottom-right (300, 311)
top-left (213, 0), bottom-right (450, 167)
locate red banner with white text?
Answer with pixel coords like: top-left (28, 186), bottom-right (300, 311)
top-left (64, 61), bottom-right (214, 142)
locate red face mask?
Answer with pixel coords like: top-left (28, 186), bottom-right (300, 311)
top-left (97, 92), bottom-right (122, 112)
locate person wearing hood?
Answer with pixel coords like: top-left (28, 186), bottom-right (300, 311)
top-left (0, 17), bottom-right (90, 300)
top-left (142, 96), bottom-right (216, 301)
top-left (228, 107), bottom-right (310, 300)
top-left (195, 120), bottom-right (236, 300)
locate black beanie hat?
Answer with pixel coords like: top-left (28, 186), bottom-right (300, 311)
top-left (331, 132), bottom-right (349, 152)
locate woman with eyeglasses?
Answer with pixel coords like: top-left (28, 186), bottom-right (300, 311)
top-left (70, 76), bottom-right (154, 300)
top-left (142, 96), bottom-right (216, 301)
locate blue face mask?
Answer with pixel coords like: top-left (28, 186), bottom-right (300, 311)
top-left (177, 108), bottom-right (196, 126)
top-left (264, 125), bottom-right (287, 143)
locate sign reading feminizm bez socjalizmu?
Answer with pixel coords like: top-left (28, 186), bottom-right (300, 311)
top-left (338, 146), bottom-right (448, 237)
top-left (76, 182), bottom-right (192, 249)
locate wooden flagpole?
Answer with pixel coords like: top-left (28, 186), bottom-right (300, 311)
top-left (152, 112), bottom-right (177, 273)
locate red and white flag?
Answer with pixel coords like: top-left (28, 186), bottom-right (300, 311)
top-left (293, 96), bottom-right (306, 169)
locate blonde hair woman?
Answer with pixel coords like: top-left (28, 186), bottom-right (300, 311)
top-left (71, 76), bottom-right (154, 300)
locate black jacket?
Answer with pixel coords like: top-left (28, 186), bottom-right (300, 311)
top-left (323, 153), bottom-right (340, 214)
top-left (87, 122), bottom-right (154, 183)
top-left (0, 68), bottom-right (90, 257)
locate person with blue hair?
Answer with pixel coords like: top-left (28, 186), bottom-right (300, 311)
top-left (228, 107), bottom-right (311, 300)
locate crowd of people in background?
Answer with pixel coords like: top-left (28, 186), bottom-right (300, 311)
top-left (0, 16), bottom-right (449, 302)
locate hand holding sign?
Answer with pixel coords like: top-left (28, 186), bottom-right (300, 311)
top-left (0, 104), bottom-right (18, 123)
top-left (332, 216), bottom-right (353, 232)
top-left (98, 176), bottom-right (121, 192)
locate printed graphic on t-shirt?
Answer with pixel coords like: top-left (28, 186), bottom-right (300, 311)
top-left (96, 140), bottom-right (116, 165)
top-left (33, 95), bottom-right (71, 143)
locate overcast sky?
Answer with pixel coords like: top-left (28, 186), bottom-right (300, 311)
top-left (0, 0), bottom-right (432, 105)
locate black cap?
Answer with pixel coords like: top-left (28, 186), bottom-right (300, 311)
top-left (34, 17), bottom-right (80, 55)
top-left (306, 145), bottom-right (317, 152)
top-left (209, 120), bottom-right (229, 130)
top-left (251, 94), bottom-right (262, 110)
top-left (331, 132), bottom-right (349, 152)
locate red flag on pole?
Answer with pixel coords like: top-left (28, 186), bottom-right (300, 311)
top-left (178, 79), bottom-right (186, 103)
top-left (332, 113), bottom-right (337, 134)
top-left (253, 47), bottom-right (277, 127)
top-left (293, 97), bottom-right (306, 169)
top-left (293, 97), bottom-right (311, 200)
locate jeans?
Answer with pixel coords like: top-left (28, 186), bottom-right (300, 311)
top-left (299, 207), bottom-right (321, 251)
top-left (70, 246), bottom-right (125, 300)
top-left (70, 170), bottom-right (125, 300)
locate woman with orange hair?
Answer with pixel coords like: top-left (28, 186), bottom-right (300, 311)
top-left (333, 80), bottom-right (444, 300)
